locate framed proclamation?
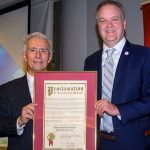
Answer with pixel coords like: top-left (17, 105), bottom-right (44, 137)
top-left (34, 71), bottom-right (97, 150)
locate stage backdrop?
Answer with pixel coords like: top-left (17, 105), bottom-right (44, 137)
top-left (0, 2), bottom-right (29, 85)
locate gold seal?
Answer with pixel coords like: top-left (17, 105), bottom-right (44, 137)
top-left (47, 132), bottom-right (55, 146)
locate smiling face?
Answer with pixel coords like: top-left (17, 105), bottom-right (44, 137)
top-left (23, 37), bottom-right (52, 76)
top-left (97, 4), bottom-right (126, 48)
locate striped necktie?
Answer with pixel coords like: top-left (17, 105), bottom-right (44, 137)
top-left (102, 48), bottom-right (115, 133)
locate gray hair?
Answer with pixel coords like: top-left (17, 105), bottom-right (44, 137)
top-left (96, 0), bottom-right (125, 22)
top-left (23, 32), bottom-right (53, 55)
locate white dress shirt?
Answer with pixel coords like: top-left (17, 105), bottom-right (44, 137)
top-left (100, 37), bottom-right (126, 131)
top-left (27, 72), bottom-right (34, 99)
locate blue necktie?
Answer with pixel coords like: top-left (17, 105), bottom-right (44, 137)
top-left (102, 48), bottom-right (115, 133)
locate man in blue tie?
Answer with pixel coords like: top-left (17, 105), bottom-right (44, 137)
top-left (84, 0), bottom-right (150, 150)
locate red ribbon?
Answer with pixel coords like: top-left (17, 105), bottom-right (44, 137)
top-left (49, 140), bottom-right (53, 146)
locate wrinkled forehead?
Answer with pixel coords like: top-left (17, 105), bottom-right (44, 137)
top-left (27, 37), bottom-right (50, 49)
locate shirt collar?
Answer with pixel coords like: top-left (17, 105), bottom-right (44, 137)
top-left (103, 37), bottom-right (126, 53)
top-left (27, 72), bottom-right (34, 86)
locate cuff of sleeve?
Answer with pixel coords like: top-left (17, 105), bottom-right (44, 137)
top-left (17, 117), bottom-right (25, 135)
top-left (117, 114), bottom-right (121, 120)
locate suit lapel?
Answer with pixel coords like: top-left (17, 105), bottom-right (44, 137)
top-left (112, 41), bottom-right (133, 102)
top-left (17, 75), bottom-right (32, 103)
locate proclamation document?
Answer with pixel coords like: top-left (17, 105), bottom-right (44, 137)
top-left (34, 72), bottom-right (96, 150)
top-left (44, 80), bottom-right (86, 149)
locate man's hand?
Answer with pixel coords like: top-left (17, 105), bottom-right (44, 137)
top-left (18, 103), bottom-right (37, 127)
top-left (95, 98), bottom-right (120, 117)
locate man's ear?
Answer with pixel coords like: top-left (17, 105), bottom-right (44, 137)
top-left (23, 52), bottom-right (27, 62)
top-left (48, 54), bottom-right (52, 64)
top-left (124, 19), bottom-right (126, 30)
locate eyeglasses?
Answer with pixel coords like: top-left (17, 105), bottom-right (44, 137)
top-left (27, 47), bottom-right (49, 53)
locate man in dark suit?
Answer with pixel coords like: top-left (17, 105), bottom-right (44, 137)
top-left (0, 32), bottom-right (52, 150)
top-left (84, 1), bottom-right (150, 150)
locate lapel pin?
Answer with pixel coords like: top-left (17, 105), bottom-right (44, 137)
top-left (124, 51), bottom-right (129, 55)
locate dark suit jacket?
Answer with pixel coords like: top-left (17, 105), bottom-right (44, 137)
top-left (0, 75), bottom-right (33, 150)
top-left (84, 41), bottom-right (150, 150)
